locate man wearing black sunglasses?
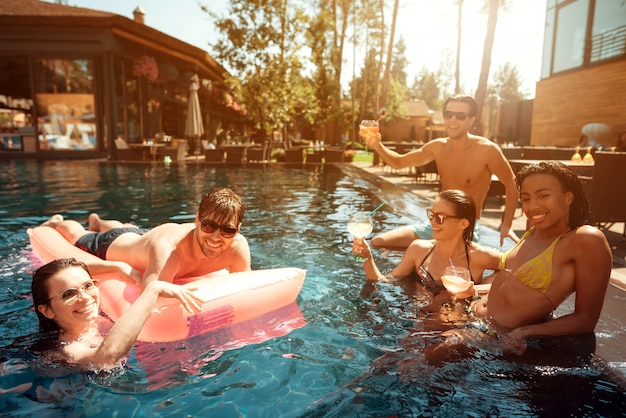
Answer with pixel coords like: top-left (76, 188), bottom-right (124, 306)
top-left (361, 95), bottom-right (519, 249)
top-left (39, 187), bottom-right (251, 308)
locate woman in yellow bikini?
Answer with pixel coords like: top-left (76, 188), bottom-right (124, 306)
top-left (474, 161), bottom-right (612, 341)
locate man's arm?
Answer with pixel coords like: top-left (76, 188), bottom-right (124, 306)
top-left (486, 145), bottom-right (520, 246)
top-left (361, 131), bottom-right (437, 169)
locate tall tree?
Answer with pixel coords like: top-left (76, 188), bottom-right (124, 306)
top-left (491, 62), bottom-right (526, 103)
top-left (380, 0), bottom-right (399, 110)
top-left (306, 0), bottom-right (353, 144)
top-left (204, 0), bottom-right (310, 145)
top-left (455, 0), bottom-right (464, 95)
top-left (474, 0), bottom-right (504, 135)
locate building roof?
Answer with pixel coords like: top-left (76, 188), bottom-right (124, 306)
top-left (0, 0), bottom-right (229, 83)
top-left (403, 100), bottom-right (432, 118)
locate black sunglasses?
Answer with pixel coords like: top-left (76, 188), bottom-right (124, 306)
top-left (199, 219), bottom-right (239, 238)
top-left (426, 209), bottom-right (460, 225)
top-left (443, 111), bottom-right (473, 121)
top-left (48, 280), bottom-right (98, 305)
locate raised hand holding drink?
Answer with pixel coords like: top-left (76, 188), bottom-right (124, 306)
top-left (347, 212), bottom-right (374, 262)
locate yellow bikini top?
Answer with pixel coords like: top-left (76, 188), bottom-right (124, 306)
top-left (498, 229), bottom-right (568, 293)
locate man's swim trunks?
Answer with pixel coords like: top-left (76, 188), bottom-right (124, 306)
top-left (410, 219), bottom-right (481, 242)
top-left (75, 227), bottom-right (149, 259)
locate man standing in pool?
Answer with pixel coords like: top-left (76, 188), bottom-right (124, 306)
top-left (360, 95), bottom-right (519, 249)
top-left (40, 187), bottom-right (251, 309)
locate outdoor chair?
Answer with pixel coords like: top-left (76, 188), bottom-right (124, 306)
top-left (205, 148), bottom-right (225, 163)
top-left (114, 138), bottom-right (144, 161)
top-left (246, 146), bottom-right (266, 162)
top-left (157, 138), bottom-right (187, 162)
top-left (285, 148), bottom-right (304, 163)
top-left (225, 146), bottom-right (246, 164)
top-left (585, 151), bottom-right (626, 237)
top-left (324, 148), bottom-right (344, 163)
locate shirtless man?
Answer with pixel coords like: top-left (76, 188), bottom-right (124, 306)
top-left (41, 187), bottom-right (251, 307)
top-left (361, 95), bottom-right (519, 249)
top-left (474, 161), bottom-right (611, 340)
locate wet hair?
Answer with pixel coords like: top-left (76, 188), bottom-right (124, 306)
top-left (31, 258), bottom-right (93, 333)
top-left (516, 161), bottom-right (590, 229)
top-left (197, 187), bottom-right (245, 226)
top-left (438, 189), bottom-right (477, 243)
top-left (443, 95), bottom-right (478, 117)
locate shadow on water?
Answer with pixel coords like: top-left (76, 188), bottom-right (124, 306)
top-left (0, 160), bottom-right (624, 416)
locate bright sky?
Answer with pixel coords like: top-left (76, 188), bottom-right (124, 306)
top-left (53, 0), bottom-right (547, 97)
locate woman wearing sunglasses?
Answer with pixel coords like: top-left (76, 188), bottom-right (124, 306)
top-left (352, 189), bottom-right (500, 298)
top-left (37, 187), bottom-right (250, 310)
top-left (31, 258), bottom-right (199, 369)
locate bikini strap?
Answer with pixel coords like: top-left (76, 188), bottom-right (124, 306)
top-left (464, 242), bottom-right (474, 282)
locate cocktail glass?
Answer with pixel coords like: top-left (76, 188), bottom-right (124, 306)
top-left (441, 266), bottom-right (472, 301)
top-left (347, 212), bottom-right (374, 262)
top-left (359, 120), bottom-right (379, 143)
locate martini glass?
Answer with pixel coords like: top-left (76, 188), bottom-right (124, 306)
top-left (347, 212), bottom-right (374, 262)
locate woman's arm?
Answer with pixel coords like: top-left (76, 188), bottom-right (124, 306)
top-left (66, 281), bottom-right (202, 368)
top-left (353, 238), bottom-right (391, 281)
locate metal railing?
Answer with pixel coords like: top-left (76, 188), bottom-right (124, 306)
top-left (590, 25), bottom-right (626, 62)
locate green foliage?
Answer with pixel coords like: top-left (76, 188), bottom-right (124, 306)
top-left (490, 62), bottom-right (527, 103)
top-left (205, 0), bottom-right (312, 135)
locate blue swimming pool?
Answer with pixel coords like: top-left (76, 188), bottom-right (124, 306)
top-left (0, 159), bottom-right (624, 416)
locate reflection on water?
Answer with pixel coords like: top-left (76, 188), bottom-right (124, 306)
top-left (0, 160), bottom-right (624, 416)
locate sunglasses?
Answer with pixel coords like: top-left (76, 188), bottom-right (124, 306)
top-left (199, 219), bottom-right (239, 238)
top-left (443, 111), bottom-right (472, 121)
top-left (48, 280), bottom-right (98, 305)
top-left (426, 209), bottom-right (460, 225)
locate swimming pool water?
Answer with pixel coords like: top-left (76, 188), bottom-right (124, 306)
top-left (0, 160), bottom-right (624, 416)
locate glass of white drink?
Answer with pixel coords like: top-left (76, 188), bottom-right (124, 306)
top-left (347, 212), bottom-right (374, 262)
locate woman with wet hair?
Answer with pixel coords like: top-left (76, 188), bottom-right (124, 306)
top-left (32, 258), bottom-right (198, 369)
top-left (353, 189), bottom-right (500, 297)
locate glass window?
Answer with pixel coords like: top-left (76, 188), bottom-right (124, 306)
top-left (0, 56), bottom-right (34, 150)
top-left (591, 0), bottom-right (626, 62)
top-left (541, 8), bottom-right (556, 79)
top-left (553, 0), bottom-right (589, 73)
top-left (33, 59), bottom-right (97, 151)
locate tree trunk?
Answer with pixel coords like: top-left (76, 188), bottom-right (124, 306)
top-left (474, 0), bottom-right (499, 136)
top-left (373, 0), bottom-right (385, 115)
top-left (455, 0), bottom-right (463, 95)
top-left (380, 0), bottom-right (399, 110)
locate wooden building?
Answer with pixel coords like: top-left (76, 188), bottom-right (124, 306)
top-left (530, 0), bottom-right (626, 147)
top-left (0, 0), bottom-right (242, 159)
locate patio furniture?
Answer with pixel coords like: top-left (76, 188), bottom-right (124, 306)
top-left (324, 148), bottom-right (344, 163)
top-left (204, 148), bottom-right (225, 163)
top-left (585, 151), bottom-right (626, 237)
top-left (157, 138), bottom-right (187, 161)
top-left (285, 148), bottom-right (304, 163)
top-left (305, 150), bottom-right (323, 163)
top-left (113, 138), bottom-right (144, 161)
top-left (226, 145), bottom-right (247, 164)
